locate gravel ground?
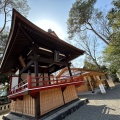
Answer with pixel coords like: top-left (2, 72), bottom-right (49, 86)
top-left (64, 83), bottom-right (120, 120)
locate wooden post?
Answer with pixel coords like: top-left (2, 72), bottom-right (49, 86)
top-left (42, 73), bottom-right (44, 85)
top-left (34, 61), bottom-right (38, 78)
top-left (28, 70), bottom-right (31, 89)
top-left (68, 64), bottom-right (72, 76)
top-left (9, 75), bottom-right (12, 91)
top-left (87, 76), bottom-right (94, 93)
top-left (33, 50), bottom-right (39, 86)
top-left (33, 52), bottom-right (40, 118)
top-left (34, 60), bottom-right (39, 86)
top-left (67, 62), bottom-right (73, 81)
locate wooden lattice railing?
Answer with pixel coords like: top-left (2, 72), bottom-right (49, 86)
top-left (9, 75), bottom-right (84, 96)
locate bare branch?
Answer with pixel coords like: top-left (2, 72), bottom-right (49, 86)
top-left (0, 1), bottom-right (7, 33)
top-left (6, 20), bottom-right (11, 22)
top-left (76, 35), bottom-right (101, 70)
top-left (83, 24), bottom-right (92, 30)
top-left (93, 38), bottom-right (97, 59)
top-left (6, 9), bottom-right (12, 14)
top-left (87, 22), bottom-right (109, 44)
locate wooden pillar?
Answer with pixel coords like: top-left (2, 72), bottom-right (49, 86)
top-left (34, 60), bottom-right (38, 77)
top-left (68, 64), bottom-right (72, 76)
top-left (33, 52), bottom-right (40, 118)
top-left (87, 76), bottom-right (94, 93)
top-left (43, 72), bottom-right (44, 85)
top-left (9, 75), bottom-right (12, 91)
top-left (67, 62), bottom-right (73, 81)
top-left (34, 60), bottom-right (39, 85)
top-left (28, 70), bottom-right (31, 89)
top-left (33, 51), bottom-right (39, 85)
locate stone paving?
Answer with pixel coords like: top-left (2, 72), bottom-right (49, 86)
top-left (64, 83), bottom-right (120, 120)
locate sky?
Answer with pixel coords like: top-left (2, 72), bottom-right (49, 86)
top-left (27, 0), bottom-right (112, 39)
top-left (26, 0), bottom-right (113, 67)
top-left (27, 0), bottom-right (75, 40)
top-left (1, 0), bottom-right (113, 68)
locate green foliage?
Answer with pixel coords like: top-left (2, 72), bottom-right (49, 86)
top-left (103, 0), bottom-right (120, 74)
top-left (67, 0), bottom-right (110, 45)
top-left (100, 65), bottom-right (108, 72)
top-left (0, 28), bottom-right (9, 55)
top-left (0, 0), bottom-right (30, 56)
top-left (0, 74), bottom-right (9, 85)
top-left (67, 0), bottom-right (119, 75)
top-left (103, 35), bottom-right (120, 73)
top-left (84, 57), bottom-right (108, 72)
top-left (84, 58), bottom-right (98, 70)
top-left (0, 0), bottom-right (30, 17)
top-left (0, 0), bottom-right (30, 33)
top-left (67, 0), bottom-right (97, 39)
top-left (107, 0), bottom-right (120, 30)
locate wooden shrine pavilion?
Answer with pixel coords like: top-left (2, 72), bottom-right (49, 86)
top-left (57, 68), bottom-right (113, 93)
top-left (0, 9), bottom-right (85, 118)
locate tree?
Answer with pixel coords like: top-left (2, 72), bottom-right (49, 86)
top-left (76, 35), bottom-right (101, 70)
top-left (0, 74), bottom-right (9, 85)
top-left (107, 0), bottom-right (120, 30)
top-left (67, 0), bottom-right (111, 44)
top-left (0, 0), bottom-right (30, 57)
top-left (84, 57), bottom-right (99, 70)
top-left (0, 27), bottom-right (9, 57)
top-left (103, 0), bottom-right (120, 74)
top-left (0, 0), bottom-right (30, 34)
top-left (103, 32), bottom-right (120, 72)
top-left (84, 56), bottom-right (108, 72)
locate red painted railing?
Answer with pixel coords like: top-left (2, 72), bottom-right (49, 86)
top-left (9, 79), bottom-right (28, 95)
top-left (9, 75), bottom-right (84, 96)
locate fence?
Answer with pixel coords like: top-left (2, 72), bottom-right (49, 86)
top-left (0, 103), bottom-right (10, 114)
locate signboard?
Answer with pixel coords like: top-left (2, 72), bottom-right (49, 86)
top-left (106, 79), bottom-right (115, 88)
top-left (99, 84), bottom-right (106, 94)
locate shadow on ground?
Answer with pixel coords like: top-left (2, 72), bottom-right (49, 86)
top-left (64, 84), bottom-right (120, 120)
top-left (64, 104), bottom-right (120, 120)
top-left (78, 84), bottom-right (120, 100)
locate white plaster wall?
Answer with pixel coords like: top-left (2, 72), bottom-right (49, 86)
top-left (11, 77), bottom-right (19, 89)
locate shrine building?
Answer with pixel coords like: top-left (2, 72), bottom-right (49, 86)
top-left (0, 9), bottom-right (85, 118)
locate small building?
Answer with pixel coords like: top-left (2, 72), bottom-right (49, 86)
top-left (0, 9), bottom-right (85, 118)
top-left (57, 68), bottom-right (115, 93)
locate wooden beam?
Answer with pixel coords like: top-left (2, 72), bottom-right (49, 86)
top-left (30, 46), bottom-right (66, 59)
top-left (38, 57), bottom-right (67, 66)
top-left (49, 65), bottom-right (65, 74)
top-left (18, 55), bottom-right (26, 68)
top-left (28, 56), bottom-right (67, 66)
top-left (18, 23), bottom-right (34, 43)
top-left (20, 60), bottom-right (34, 74)
top-left (19, 52), bottom-right (40, 74)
